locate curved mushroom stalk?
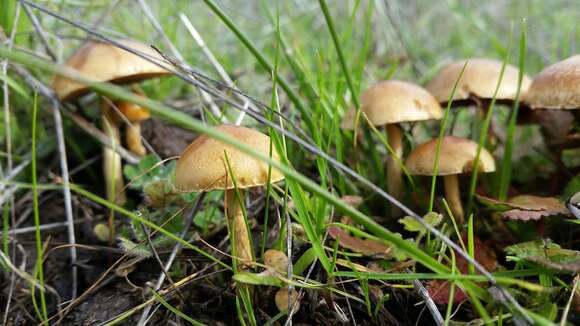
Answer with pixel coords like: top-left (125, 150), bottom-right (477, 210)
top-left (443, 174), bottom-right (464, 224)
top-left (102, 112), bottom-right (126, 205)
top-left (224, 188), bottom-right (253, 270)
top-left (125, 122), bottom-right (146, 156)
top-left (386, 124), bottom-right (404, 217)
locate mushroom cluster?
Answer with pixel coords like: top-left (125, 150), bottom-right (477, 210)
top-left (52, 39), bottom-right (170, 204)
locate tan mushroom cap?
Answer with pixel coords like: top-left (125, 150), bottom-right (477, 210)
top-left (174, 125), bottom-right (285, 192)
top-left (340, 80), bottom-right (443, 129)
top-left (524, 55), bottom-right (580, 110)
top-left (52, 40), bottom-right (170, 101)
top-left (426, 58), bottom-right (532, 103)
top-left (405, 136), bottom-right (496, 176)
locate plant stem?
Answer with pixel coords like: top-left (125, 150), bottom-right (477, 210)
top-left (386, 124), bottom-right (403, 217)
top-left (224, 189), bottom-right (253, 270)
top-left (125, 121), bottom-right (146, 156)
top-left (444, 175), bottom-right (464, 224)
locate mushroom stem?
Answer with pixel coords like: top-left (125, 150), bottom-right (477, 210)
top-left (443, 175), bottom-right (464, 224)
top-left (224, 188), bottom-right (253, 270)
top-left (125, 121), bottom-right (146, 156)
top-left (386, 124), bottom-right (404, 217)
top-left (101, 109), bottom-right (126, 205)
top-left (476, 99), bottom-right (496, 146)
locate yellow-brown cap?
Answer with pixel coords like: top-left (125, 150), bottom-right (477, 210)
top-left (174, 125), bottom-right (284, 192)
top-left (405, 136), bottom-right (496, 175)
top-left (340, 80), bottom-right (442, 129)
top-left (524, 55), bottom-right (580, 110)
top-left (52, 40), bottom-right (170, 102)
top-left (116, 101), bottom-right (151, 122)
top-left (426, 58), bottom-right (531, 104)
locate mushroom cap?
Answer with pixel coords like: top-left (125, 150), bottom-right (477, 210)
top-left (426, 58), bottom-right (532, 104)
top-left (405, 136), bottom-right (496, 176)
top-left (174, 125), bottom-right (285, 192)
top-left (340, 80), bottom-right (442, 129)
top-left (52, 40), bottom-right (170, 102)
top-left (524, 55), bottom-right (580, 110)
top-left (116, 100), bottom-right (151, 122)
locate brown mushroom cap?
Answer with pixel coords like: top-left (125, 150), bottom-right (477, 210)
top-left (426, 58), bottom-right (532, 104)
top-left (405, 136), bottom-right (496, 175)
top-left (524, 55), bottom-right (580, 110)
top-left (174, 125), bottom-right (285, 192)
top-left (52, 40), bottom-right (170, 102)
top-left (340, 80), bottom-right (443, 129)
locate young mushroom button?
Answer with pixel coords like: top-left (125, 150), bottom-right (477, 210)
top-left (51, 39), bottom-right (170, 205)
top-left (174, 125), bottom-right (284, 270)
top-left (405, 136), bottom-right (496, 224)
top-left (341, 80), bottom-right (443, 217)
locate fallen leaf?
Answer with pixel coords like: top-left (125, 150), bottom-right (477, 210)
top-left (327, 226), bottom-right (392, 258)
top-left (502, 195), bottom-right (571, 221)
top-left (505, 240), bottom-right (580, 273)
top-left (341, 195), bottom-right (363, 208)
top-left (426, 280), bottom-right (468, 304)
top-left (456, 235), bottom-right (498, 274)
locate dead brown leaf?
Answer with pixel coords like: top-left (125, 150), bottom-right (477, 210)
top-left (327, 226), bottom-right (392, 258)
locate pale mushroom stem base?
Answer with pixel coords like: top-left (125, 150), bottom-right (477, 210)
top-left (443, 174), bottom-right (464, 224)
top-left (386, 124), bottom-right (404, 217)
top-left (102, 112), bottom-right (126, 205)
top-left (125, 122), bottom-right (146, 156)
top-left (224, 188), bottom-right (253, 270)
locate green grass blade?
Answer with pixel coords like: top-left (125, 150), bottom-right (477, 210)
top-left (429, 62), bottom-right (468, 212)
top-left (151, 290), bottom-right (206, 326)
top-left (498, 20), bottom-right (527, 201)
top-left (201, 0), bottom-right (314, 133)
top-left (466, 27), bottom-right (514, 213)
top-left (30, 91), bottom-right (48, 322)
top-left (318, 0), bottom-right (359, 108)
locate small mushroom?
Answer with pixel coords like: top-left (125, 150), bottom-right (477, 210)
top-left (275, 288), bottom-right (300, 313)
top-left (174, 125), bottom-right (285, 270)
top-left (405, 136), bottom-right (496, 223)
top-left (263, 249), bottom-right (288, 275)
top-left (115, 97), bottom-right (151, 156)
top-left (341, 80), bottom-right (443, 217)
top-left (426, 58), bottom-right (531, 142)
top-left (52, 40), bottom-right (170, 204)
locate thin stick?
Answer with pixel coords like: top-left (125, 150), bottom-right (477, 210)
top-left (1, 3), bottom-right (22, 323)
top-left (180, 13), bottom-right (253, 124)
top-left (136, 196), bottom-right (204, 326)
top-left (50, 97), bottom-right (78, 298)
top-left (137, 0), bottom-right (225, 122)
top-left (22, 1), bottom-right (81, 297)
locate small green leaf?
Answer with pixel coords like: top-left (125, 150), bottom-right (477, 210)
top-left (233, 272), bottom-right (284, 287)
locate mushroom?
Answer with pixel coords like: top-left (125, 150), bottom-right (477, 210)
top-left (341, 80), bottom-right (443, 217)
top-left (426, 58), bottom-right (531, 141)
top-left (174, 125), bottom-right (285, 270)
top-left (275, 288), bottom-right (300, 313)
top-left (524, 55), bottom-right (580, 187)
top-left (52, 40), bottom-right (170, 204)
top-left (405, 136), bottom-right (496, 224)
top-left (115, 97), bottom-right (151, 156)
top-left (524, 55), bottom-right (580, 144)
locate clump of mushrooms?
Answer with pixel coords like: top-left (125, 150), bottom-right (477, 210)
top-left (52, 39), bottom-right (170, 204)
top-left (341, 80), bottom-right (443, 217)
